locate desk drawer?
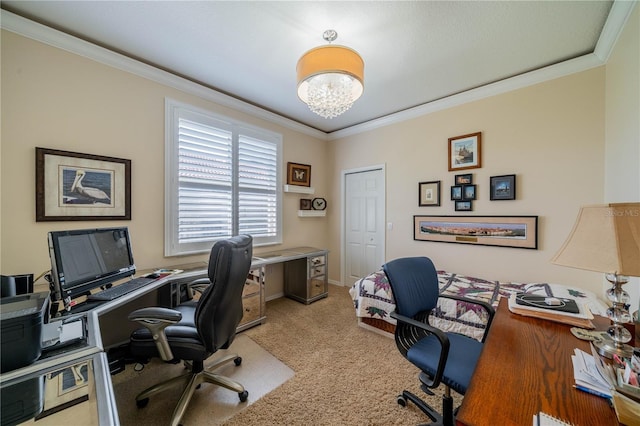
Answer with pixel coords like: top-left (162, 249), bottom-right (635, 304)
top-left (309, 278), bottom-right (326, 298)
top-left (309, 265), bottom-right (325, 278)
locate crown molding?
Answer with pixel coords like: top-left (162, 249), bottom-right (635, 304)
top-left (327, 0), bottom-right (636, 140)
top-left (0, 10), bottom-right (328, 141)
top-left (2, 1), bottom-right (635, 142)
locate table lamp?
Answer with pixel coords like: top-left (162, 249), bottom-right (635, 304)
top-left (552, 202), bottom-right (640, 358)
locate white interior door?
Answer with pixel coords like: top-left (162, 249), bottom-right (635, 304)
top-left (343, 167), bottom-right (385, 287)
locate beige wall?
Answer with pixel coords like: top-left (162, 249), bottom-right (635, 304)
top-left (328, 69), bottom-right (608, 295)
top-left (1, 6), bottom-right (638, 304)
top-left (605, 5), bottom-right (640, 310)
top-left (0, 31), bottom-right (330, 294)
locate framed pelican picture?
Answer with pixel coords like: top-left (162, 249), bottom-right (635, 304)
top-left (36, 147), bottom-right (131, 221)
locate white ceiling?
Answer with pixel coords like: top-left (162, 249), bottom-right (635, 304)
top-left (1, 1), bottom-right (626, 134)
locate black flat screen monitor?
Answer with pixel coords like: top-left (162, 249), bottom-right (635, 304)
top-left (48, 227), bottom-right (136, 302)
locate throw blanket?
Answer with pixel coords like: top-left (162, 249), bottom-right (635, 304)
top-left (349, 270), bottom-right (608, 341)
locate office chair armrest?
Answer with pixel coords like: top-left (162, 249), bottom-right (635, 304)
top-left (128, 307), bottom-right (182, 361)
top-left (391, 310), bottom-right (449, 388)
top-left (438, 294), bottom-right (496, 342)
top-left (185, 278), bottom-right (211, 299)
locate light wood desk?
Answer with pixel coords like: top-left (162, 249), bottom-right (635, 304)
top-left (456, 298), bottom-right (620, 426)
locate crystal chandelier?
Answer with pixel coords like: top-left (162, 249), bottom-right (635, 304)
top-left (296, 30), bottom-right (364, 119)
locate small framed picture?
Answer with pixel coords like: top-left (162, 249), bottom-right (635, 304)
top-left (418, 181), bottom-right (441, 206)
top-left (451, 186), bottom-right (463, 201)
top-left (462, 184), bottom-right (476, 200)
top-left (455, 201), bottom-right (473, 211)
top-left (448, 132), bottom-right (482, 171)
top-left (286, 162), bottom-right (311, 187)
top-left (490, 174), bottom-right (516, 200)
top-left (299, 198), bottom-right (312, 210)
top-left (455, 173), bottom-right (473, 185)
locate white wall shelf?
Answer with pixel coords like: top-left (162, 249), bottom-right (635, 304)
top-left (284, 185), bottom-right (314, 195)
top-left (298, 210), bottom-right (326, 217)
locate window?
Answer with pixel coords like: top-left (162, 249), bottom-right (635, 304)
top-left (165, 99), bottom-right (282, 256)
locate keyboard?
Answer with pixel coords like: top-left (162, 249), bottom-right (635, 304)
top-left (87, 277), bottom-right (156, 301)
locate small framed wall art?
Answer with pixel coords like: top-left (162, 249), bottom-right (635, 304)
top-left (455, 201), bottom-right (473, 212)
top-left (490, 174), bottom-right (516, 200)
top-left (463, 184), bottom-right (476, 200)
top-left (451, 186), bottom-right (463, 201)
top-left (418, 181), bottom-right (441, 206)
top-left (286, 162), bottom-right (311, 187)
top-left (300, 199), bottom-right (312, 210)
top-left (448, 132), bottom-right (482, 171)
top-left (455, 173), bottom-right (473, 185)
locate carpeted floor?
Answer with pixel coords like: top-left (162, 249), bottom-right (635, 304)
top-left (114, 285), bottom-right (461, 425)
top-left (112, 334), bottom-right (294, 425)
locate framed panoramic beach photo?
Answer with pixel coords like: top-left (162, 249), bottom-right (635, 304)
top-left (413, 215), bottom-right (538, 249)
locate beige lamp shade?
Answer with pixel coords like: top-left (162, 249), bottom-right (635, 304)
top-left (551, 203), bottom-right (640, 276)
top-left (296, 44), bottom-right (364, 102)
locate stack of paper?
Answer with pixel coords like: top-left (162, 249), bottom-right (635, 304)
top-left (571, 347), bottom-right (613, 399)
top-left (507, 294), bottom-right (595, 328)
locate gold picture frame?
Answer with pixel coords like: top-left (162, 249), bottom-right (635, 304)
top-left (286, 162), bottom-right (311, 187)
top-left (448, 132), bottom-right (482, 171)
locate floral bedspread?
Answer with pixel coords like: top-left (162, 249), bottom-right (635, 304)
top-left (349, 270), bottom-right (608, 341)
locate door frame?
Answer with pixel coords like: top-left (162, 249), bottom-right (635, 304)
top-left (340, 164), bottom-right (386, 287)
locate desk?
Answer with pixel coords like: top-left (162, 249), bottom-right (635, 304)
top-left (456, 298), bottom-right (619, 426)
top-left (0, 246), bottom-right (328, 425)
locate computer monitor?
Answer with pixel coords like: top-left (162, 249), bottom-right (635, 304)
top-left (48, 227), bottom-right (136, 305)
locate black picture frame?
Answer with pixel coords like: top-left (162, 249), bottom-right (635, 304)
top-left (490, 174), bottom-right (516, 200)
top-left (451, 186), bottom-right (463, 200)
top-left (462, 184), bottom-right (476, 200)
top-left (455, 173), bottom-right (473, 185)
top-left (413, 215), bottom-right (538, 249)
top-left (418, 181), bottom-right (441, 206)
top-left (455, 201), bottom-right (473, 211)
top-left (35, 147), bottom-right (131, 221)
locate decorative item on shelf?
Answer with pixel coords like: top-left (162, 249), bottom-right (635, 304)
top-left (299, 199), bottom-right (312, 210)
top-left (418, 181), bottom-right (441, 207)
top-left (448, 132), bottom-right (482, 171)
top-left (296, 29), bottom-right (364, 119)
top-left (552, 203), bottom-right (640, 359)
top-left (414, 215), bottom-right (538, 249)
top-left (490, 174), bottom-right (516, 201)
top-left (286, 162), bottom-right (311, 187)
top-left (455, 173), bottom-right (473, 185)
top-left (312, 197), bottom-right (327, 211)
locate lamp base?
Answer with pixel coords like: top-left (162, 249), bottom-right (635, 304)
top-left (593, 338), bottom-right (634, 359)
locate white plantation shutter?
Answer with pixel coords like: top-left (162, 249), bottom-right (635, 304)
top-left (165, 99), bottom-right (282, 256)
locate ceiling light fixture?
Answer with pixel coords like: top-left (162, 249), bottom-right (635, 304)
top-left (296, 30), bottom-right (364, 119)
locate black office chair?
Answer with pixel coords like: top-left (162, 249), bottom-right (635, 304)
top-left (383, 257), bottom-right (495, 426)
top-left (128, 235), bottom-right (253, 426)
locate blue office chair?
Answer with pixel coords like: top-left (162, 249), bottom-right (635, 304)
top-left (128, 235), bottom-right (252, 426)
top-left (383, 257), bottom-right (495, 426)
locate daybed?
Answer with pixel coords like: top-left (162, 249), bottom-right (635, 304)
top-left (349, 269), bottom-right (609, 340)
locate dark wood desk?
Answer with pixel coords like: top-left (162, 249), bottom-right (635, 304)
top-left (456, 298), bottom-right (620, 426)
